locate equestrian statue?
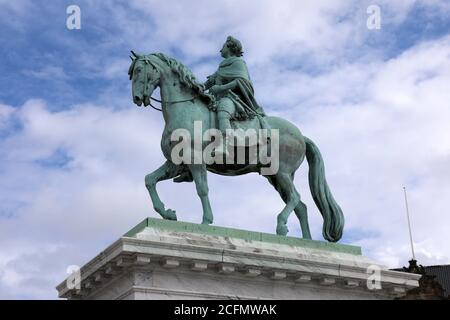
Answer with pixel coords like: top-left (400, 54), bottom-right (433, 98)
top-left (128, 36), bottom-right (344, 242)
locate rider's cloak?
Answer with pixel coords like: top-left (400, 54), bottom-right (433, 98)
top-left (205, 56), bottom-right (266, 121)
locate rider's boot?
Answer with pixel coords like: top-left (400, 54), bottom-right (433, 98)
top-left (215, 111), bottom-right (232, 161)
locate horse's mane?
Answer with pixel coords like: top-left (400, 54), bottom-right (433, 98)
top-left (152, 53), bottom-right (206, 96)
top-left (129, 52), bottom-right (213, 104)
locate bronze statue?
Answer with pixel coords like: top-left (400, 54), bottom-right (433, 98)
top-left (128, 37), bottom-right (344, 242)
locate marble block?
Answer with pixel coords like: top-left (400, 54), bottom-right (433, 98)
top-left (56, 218), bottom-right (420, 300)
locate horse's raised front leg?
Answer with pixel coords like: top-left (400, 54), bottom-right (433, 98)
top-left (145, 161), bottom-right (182, 220)
top-left (188, 164), bottom-right (213, 225)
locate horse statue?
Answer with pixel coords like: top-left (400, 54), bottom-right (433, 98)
top-left (128, 51), bottom-right (344, 242)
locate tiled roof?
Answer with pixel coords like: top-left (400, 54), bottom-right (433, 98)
top-left (423, 265), bottom-right (450, 297)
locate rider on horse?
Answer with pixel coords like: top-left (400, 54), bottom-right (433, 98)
top-left (205, 36), bottom-right (266, 128)
top-left (204, 36), bottom-right (270, 157)
top-left (129, 41), bottom-right (344, 241)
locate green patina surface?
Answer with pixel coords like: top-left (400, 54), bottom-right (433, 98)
top-left (124, 218), bottom-right (361, 255)
top-left (129, 37), bottom-right (345, 243)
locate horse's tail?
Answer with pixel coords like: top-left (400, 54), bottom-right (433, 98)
top-left (304, 136), bottom-right (344, 242)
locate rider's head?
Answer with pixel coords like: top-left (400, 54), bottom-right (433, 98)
top-left (222, 36), bottom-right (243, 57)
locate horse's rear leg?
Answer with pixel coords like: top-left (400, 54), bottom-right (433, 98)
top-left (145, 161), bottom-right (182, 220)
top-left (267, 173), bottom-right (300, 236)
top-left (267, 174), bottom-right (311, 239)
top-left (293, 194), bottom-right (312, 239)
top-left (188, 164), bottom-right (213, 225)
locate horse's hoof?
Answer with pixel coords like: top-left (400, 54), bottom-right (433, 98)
top-left (201, 218), bottom-right (213, 225)
top-left (276, 224), bottom-right (288, 236)
top-left (165, 209), bottom-right (177, 221)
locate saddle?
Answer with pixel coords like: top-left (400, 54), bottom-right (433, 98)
top-left (173, 104), bottom-right (271, 184)
top-left (209, 107), bottom-right (271, 147)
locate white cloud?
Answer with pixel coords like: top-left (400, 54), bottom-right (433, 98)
top-left (284, 35), bottom-right (450, 268)
top-left (126, 0), bottom-right (358, 64)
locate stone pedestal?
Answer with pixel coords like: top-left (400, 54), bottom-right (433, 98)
top-left (56, 218), bottom-right (420, 300)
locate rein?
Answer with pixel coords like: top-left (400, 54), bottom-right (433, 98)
top-left (148, 94), bottom-right (198, 112)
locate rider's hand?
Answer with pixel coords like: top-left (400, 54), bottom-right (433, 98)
top-left (209, 85), bottom-right (223, 95)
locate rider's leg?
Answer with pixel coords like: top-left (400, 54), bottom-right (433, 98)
top-left (217, 98), bottom-right (234, 132)
top-left (216, 98), bottom-right (235, 159)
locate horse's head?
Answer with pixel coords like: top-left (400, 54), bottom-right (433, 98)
top-left (128, 51), bottom-right (160, 107)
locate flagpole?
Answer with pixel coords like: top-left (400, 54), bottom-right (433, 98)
top-left (403, 186), bottom-right (416, 260)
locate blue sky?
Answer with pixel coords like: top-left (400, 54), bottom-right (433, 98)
top-left (1, 0), bottom-right (450, 299)
top-left (2, 0), bottom-right (449, 108)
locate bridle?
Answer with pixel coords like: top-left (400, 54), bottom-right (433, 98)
top-left (133, 56), bottom-right (198, 112)
top-left (148, 95), bottom-right (198, 112)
